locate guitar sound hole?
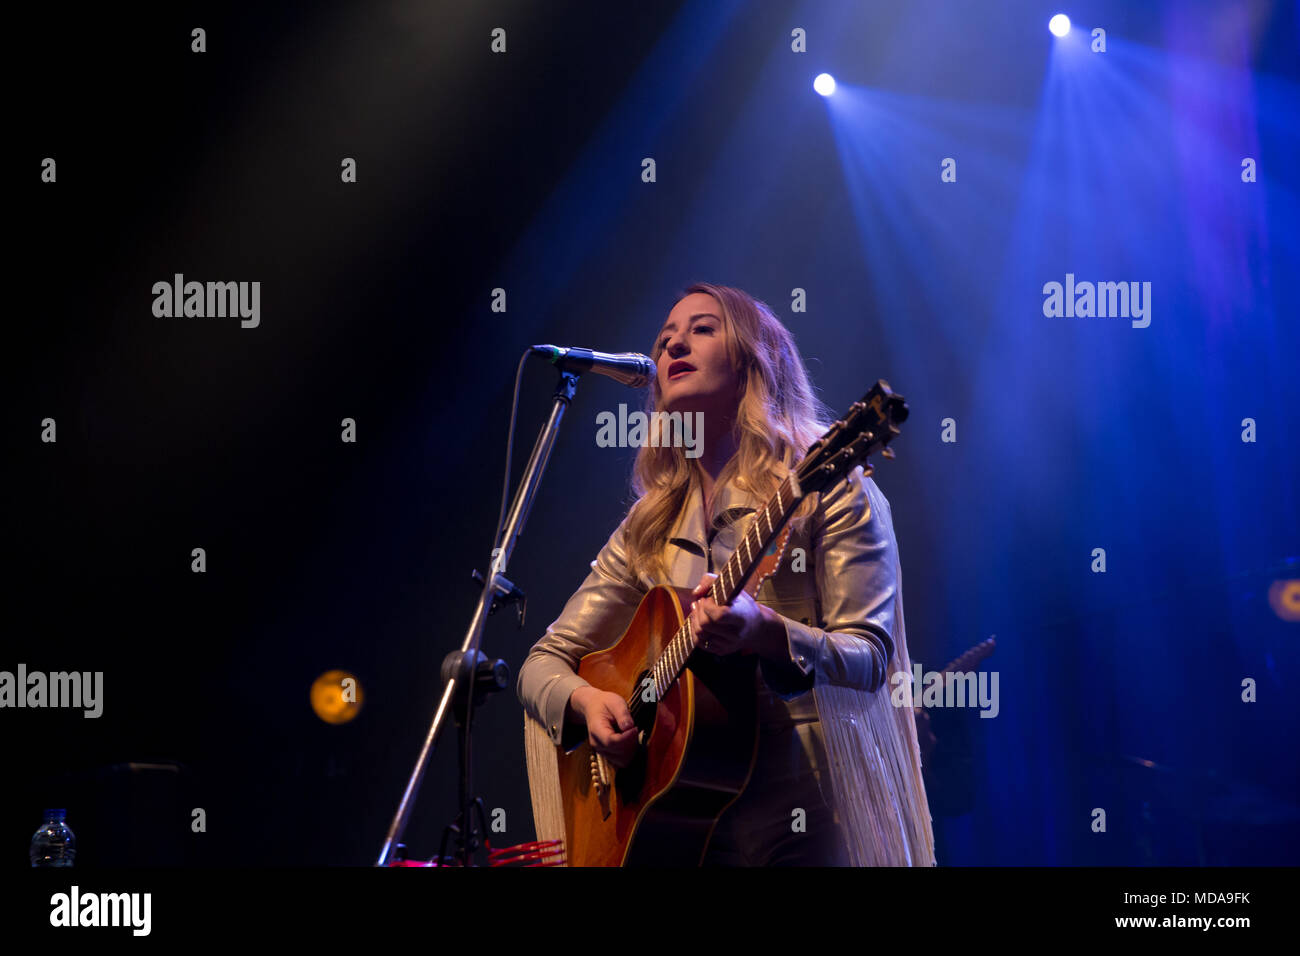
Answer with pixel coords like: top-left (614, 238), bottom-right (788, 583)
top-left (616, 669), bottom-right (658, 801)
top-left (629, 668), bottom-right (658, 742)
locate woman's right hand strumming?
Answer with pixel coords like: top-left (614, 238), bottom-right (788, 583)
top-left (567, 686), bottom-right (639, 767)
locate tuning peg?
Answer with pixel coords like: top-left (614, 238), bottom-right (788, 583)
top-left (882, 447), bottom-right (896, 459)
top-left (862, 463), bottom-right (875, 477)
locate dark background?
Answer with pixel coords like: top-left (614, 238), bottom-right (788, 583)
top-left (8, 0), bottom-right (1299, 866)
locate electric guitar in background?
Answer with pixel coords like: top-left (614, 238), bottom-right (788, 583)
top-left (913, 637), bottom-right (997, 761)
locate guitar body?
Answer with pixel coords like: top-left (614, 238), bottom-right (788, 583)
top-left (558, 585), bottom-right (760, 866)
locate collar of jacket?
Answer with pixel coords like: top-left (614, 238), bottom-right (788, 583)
top-left (664, 475), bottom-right (762, 560)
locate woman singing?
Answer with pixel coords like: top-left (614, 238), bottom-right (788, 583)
top-left (517, 282), bottom-right (935, 866)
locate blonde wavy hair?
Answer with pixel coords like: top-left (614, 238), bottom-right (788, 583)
top-left (622, 282), bottom-right (833, 585)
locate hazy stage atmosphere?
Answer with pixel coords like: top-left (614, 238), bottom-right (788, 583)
top-left (10, 0), bottom-right (1299, 868)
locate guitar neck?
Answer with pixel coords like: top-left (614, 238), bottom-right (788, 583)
top-left (936, 638), bottom-right (996, 679)
top-left (637, 474), bottom-right (804, 706)
top-left (707, 473), bottom-right (803, 605)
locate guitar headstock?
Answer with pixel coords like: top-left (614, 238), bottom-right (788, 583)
top-left (795, 380), bottom-right (908, 495)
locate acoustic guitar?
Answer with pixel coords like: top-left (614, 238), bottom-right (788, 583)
top-left (542, 380), bottom-right (909, 866)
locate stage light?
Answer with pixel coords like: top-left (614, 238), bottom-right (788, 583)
top-left (1049, 14), bottom-right (1071, 37)
top-left (311, 669), bottom-right (364, 724)
top-left (814, 73), bottom-right (836, 96)
top-left (1268, 579), bottom-right (1300, 622)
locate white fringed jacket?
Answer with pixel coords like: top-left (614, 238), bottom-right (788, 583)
top-left (518, 465), bottom-right (935, 866)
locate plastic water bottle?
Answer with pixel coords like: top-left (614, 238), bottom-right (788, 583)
top-left (30, 809), bottom-right (76, 867)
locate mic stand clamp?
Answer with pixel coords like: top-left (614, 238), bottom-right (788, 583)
top-left (470, 568), bottom-right (526, 629)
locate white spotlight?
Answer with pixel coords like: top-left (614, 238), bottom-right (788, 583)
top-left (1049, 14), bottom-right (1071, 37)
top-left (813, 73), bottom-right (836, 97)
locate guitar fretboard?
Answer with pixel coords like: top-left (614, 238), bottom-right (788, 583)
top-left (632, 474), bottom-right (803, 710)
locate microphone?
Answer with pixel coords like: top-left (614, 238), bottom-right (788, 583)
top-left (530, 345), bottom-right (656, 388)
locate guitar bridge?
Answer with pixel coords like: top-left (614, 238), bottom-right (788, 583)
top-left (590, 751), bottom-right (613, 820)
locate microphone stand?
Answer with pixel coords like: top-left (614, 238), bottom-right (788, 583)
top-left (376, 369), bottom-right (581, 866)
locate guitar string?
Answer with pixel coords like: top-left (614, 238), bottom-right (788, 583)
top-left (626, 475), bottom-right (800, 726)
